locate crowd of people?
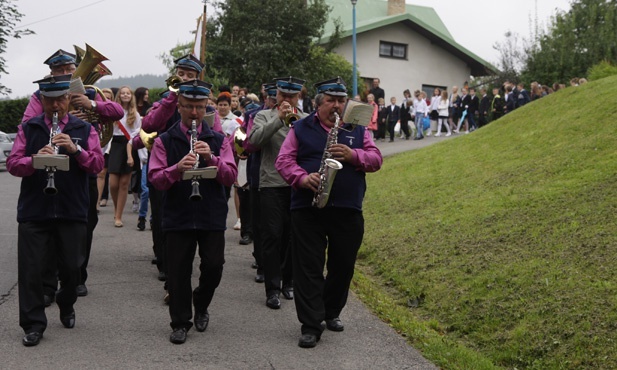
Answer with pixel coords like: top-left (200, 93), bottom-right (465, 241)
top-left (360, 78), bottom-right (572, 141)
top-left (6, 49), bottom-right (382, 349)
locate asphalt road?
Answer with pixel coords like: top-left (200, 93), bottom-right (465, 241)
top-left (0, 133), bottom-right (455, 369)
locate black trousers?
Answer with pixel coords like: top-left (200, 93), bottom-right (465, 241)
top-left (238, 186), bottom-right (252, 239)
top-left (166, 230), bottom-right (225, 330)
top-left (18, 220), bottom-right (86, 334)
top-left (42, 177), bottom-right (98, 291)
top-left (149, 185), bottom-right (166, 275)
top-left (81, 176), bottom-right (99, 284)
top-left (387, 120), bottom-right (397, 141)
top-left (250, 187), bottom-right (262, 270)
top-left (400, 119), bottom-right (411, 138)
top-left (291, 208), bottom-right (364, 336)
top-left (259, 187), bottom-right (293, 296)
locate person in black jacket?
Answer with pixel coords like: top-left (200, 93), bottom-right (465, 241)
top-left (478, 88), bottom-right (490, 128)
top-left (491, 87), bottom-right (505, 121)
top-left (376, 98), bottom-right (388, 142)
top-left (399, 90), bottom-right (413, 140)
top-left (386, 97), bottom-right (400, 142)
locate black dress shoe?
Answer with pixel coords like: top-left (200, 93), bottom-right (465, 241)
top-left (44, 294), bottom-right (55, 307)
top-left (266, 294), bottom-right (281, 309)
top-left (60, 309), bottom-right (75, 329)
top-left (251, 261), bottom-right (258, 269)
top-left (170, 327), bottom-right (188, 344)
top-left (22, 332), bottom-right (43, 347)
top-left (282, 285), bottom-right (294, 300)
top-left (151, 257), bottom-right (158, 265)
top-left (298, 333), bottom-right (320, 348)
top-left (76, 284), bottom-right (88, 297)
top-left (137, 217), bottom-right (146, 231)
top-left (157, 271), bottom-right (167, 281)
top-left (194, 311), bottom-right (210, 332)
top-left (325, 317), bottom-right (344, 332)
top-left (255, 272), bottom-right (265, 283)
top-left (239, 235), bottom-right (252, 245)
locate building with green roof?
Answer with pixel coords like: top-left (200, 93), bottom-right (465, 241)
top-left (320, 0), bottom-right (498, 100)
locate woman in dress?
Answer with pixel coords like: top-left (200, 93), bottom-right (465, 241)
top-left (108, 86), bottom-right (141, 227)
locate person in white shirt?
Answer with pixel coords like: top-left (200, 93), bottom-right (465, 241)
top-left (435, 90), bottom-right (451, 137)
top-left (413, 91), bottom-right (428, 140)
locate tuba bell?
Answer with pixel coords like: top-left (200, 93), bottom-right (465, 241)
top-left (71, 44), bottom-right (114, 148)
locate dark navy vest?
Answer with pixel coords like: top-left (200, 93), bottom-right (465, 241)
top-left (17, 114), bottom-right (92, 223)
top-left (158, 121), bottom-right (228, 231)
top-left (291, 112), bottom-right (366, 211)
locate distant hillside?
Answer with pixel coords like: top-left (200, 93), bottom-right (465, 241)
top-left (95, 74), bottom-right (167, 90)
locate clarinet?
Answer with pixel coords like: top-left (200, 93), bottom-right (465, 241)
top-left (44, 112), bottom-right (60, 195)
top-left (188, 119), bottom-right (202, 201)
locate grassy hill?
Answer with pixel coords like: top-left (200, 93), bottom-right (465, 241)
top-left (355, 76), bottom-right (617, 369)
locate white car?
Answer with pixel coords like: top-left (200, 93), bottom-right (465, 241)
top-left (0, 131), bottom-right (14, 169)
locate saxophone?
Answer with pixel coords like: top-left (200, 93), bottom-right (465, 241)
top-left (188, 119), bottom-right (202, 201)
top-left (312, 112), bottom-right (344, 208)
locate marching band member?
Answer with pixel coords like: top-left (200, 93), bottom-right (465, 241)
top-left (8, 75), bottom-right (104, 346)
top-left (148, 80), bottom-right (237, 344)
top-left (275, 77), bottom-right (382, 348)
top-left (247, 76), bottom-right (308, 310)
top-left (21, 49), bottom-right (123, 302)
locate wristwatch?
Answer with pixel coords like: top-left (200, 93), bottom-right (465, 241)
top-left (71, 144), bottom-right (82, 156)
top-left (90, 100), bottom-right (98, 111)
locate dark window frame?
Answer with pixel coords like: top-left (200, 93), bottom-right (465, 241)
top-left (379, 41), bottom-right (408, 60)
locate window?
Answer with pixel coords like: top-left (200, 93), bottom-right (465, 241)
top-left (379, 41), bottom-right (407, 59)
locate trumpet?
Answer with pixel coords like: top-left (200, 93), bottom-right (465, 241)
top-left (277, 104), bottom-right (300, 127)
top-left (188, 119), bottom-right (202, 201)
top-left (166, 75), bottom-right (182, 93)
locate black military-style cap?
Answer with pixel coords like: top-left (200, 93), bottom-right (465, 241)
top-left (273, 76), bottom-right (305, 94)
top-left (177, 79), bottom-right (212, 100)
top-left (174, 54), bottom-right (205, 73)
top-left (44, 49), bottom-right (77, 67)
top-left (33, 74), bottom-right (72, 97)
top-left (314, 76), bottom-right (348, 97)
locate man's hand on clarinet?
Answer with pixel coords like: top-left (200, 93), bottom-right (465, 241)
top-left (301, 172), bottom-right (321, 192)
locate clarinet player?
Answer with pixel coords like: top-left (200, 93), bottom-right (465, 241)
top-left (148, 80), bottom-right (237, 344)
top-left (275, 77), bottom-right (382, 348)
top-left (7, 75), bottom-right (104, 346)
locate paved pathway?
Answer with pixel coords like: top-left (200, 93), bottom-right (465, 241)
top-left (0, 133), bottom-right (455, 369)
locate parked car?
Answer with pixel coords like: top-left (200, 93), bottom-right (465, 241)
top-left (0, 131), bottom-right (14, 169)
top-left (7, 132), bottom-right (17, 141)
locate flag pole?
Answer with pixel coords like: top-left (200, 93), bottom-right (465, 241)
top-left (200, 0), bottom-right (207, 79)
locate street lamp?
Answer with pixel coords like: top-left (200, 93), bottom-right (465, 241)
top-left (351, 0), bottom-right (357, 97)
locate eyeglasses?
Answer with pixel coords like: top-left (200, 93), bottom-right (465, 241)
top-left (179, 103), bottom-right (207, 112)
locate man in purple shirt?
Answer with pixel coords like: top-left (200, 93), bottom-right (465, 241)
top-left (8, 74), bottom-right (104, 347)
top-left (276, 77), bottom-right (382, 348)
top-left (148, 80), bottom-right (237, 345)
top-left (21, 49), bottom-right (124, 302)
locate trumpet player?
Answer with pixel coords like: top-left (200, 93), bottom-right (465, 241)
top-left (7, 75), bottom-right (104, 347)
top-left (248, 76), bottom-right (308, 310)
top-left (148, 80), bottom-right (237, 345)
top-left (275, 77), bottom-right (382, 348)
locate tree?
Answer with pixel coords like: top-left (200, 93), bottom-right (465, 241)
top-left (204, 0), bottom-right (351, 94)
top-left (521, 0), bottom-right (617, 84)
top-left (0, 0), bottom-right (34, 96)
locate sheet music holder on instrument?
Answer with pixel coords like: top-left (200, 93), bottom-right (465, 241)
top-left (342, 100), bottom-right (373, 127)
top-left (182, 165), bottom-right (218, 181)
top-left (32, 154), bottom-right (70, 171)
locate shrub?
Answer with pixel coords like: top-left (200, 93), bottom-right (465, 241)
top-left (587, 60), bottom-right (617, 81)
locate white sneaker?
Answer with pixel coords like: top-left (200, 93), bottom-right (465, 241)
top-left (131, 201), bottom-right (138, 213)
top-left (465, 130), bottom-right (469, 134)
top-left (435, 133), bottom-right (441, 137)
top-left (453, 129), bottom-right (459, 134)
top-left (445, 132), bottom-right (451, 137)
top-left (426, 131), bottom-right (432, 136)
top-left (233, 219), bottom-right (241, 230)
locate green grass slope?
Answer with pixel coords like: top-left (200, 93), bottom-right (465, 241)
top-left (356, 76), bottom-right (617, 369)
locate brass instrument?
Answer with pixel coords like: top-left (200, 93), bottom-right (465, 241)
top-left (71, 44), bottom-right (114, 147)
top-left (44, 112), bottom-right (61, 195)
top-left (189, 120), bottom-right (202, 201)
top-left (166, 75), bottom-right (182, 93)
top-left (277, 104), bottom-right (300, 127)
top-left (233, 126), bottom-right (247, 156)
top-left (312, 112), bottom-right (343, 208)
top-left (139, 129), bottom-right (158, 151)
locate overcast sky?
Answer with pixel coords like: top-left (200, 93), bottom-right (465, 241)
top-left (2, 0), bottom-right (571, 99)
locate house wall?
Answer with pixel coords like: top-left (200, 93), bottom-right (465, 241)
top-left (335, 22), bottom-right (472, 101)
